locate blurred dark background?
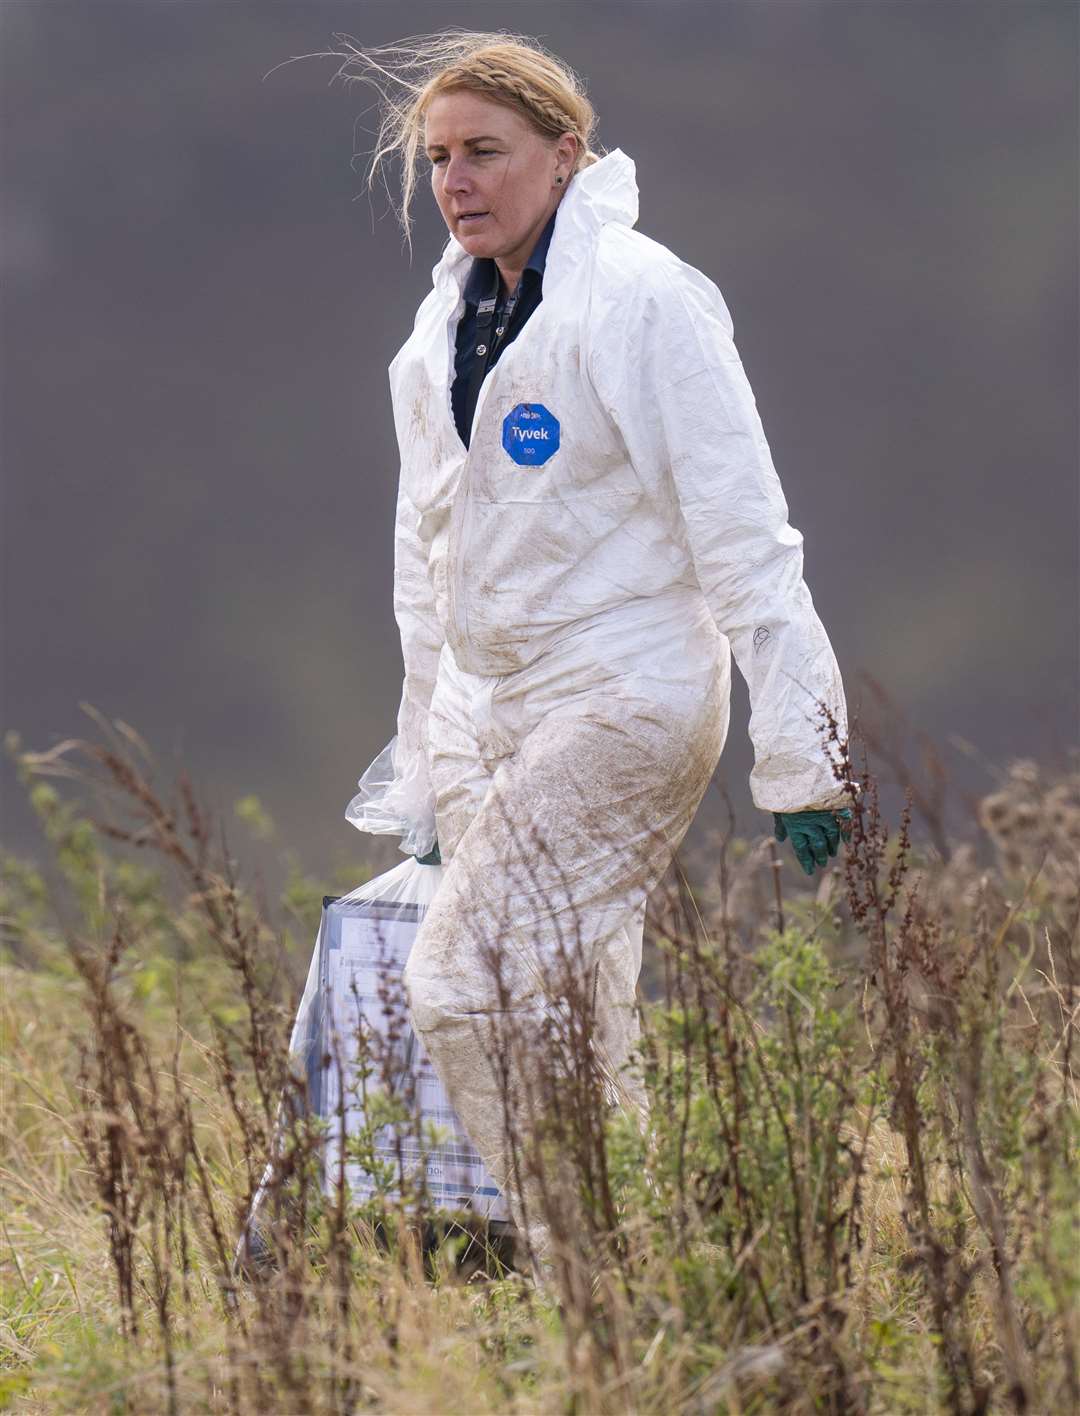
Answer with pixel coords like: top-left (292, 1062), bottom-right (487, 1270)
top-left (3, 0), bottom-right (1077, 885)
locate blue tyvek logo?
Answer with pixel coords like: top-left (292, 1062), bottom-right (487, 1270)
top-left (502, 403), bottom-right (560, 467)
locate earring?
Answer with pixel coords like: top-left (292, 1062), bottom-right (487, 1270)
top-left (556, 175), bottom-right (564, 184)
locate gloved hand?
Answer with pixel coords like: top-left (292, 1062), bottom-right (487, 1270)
top-left (773, 808), bottom-right (852, 877)
top-left (414, 840), bottom-right (442, 866)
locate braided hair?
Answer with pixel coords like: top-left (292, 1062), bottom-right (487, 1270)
top-left (317, 28), bottom-right (602, 251)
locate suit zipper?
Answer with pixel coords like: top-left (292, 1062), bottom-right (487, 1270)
top-left (448, 479), bottom-right (471, 654)
top-left (444, 301), bottom-right (470, 654)
top-left (445, 276), bottom-right (509, 657)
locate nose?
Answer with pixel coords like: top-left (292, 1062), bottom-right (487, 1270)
top-left (443, 153), bottom-right (473, 195)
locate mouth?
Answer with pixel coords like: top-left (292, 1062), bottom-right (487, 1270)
top-left (457, 211), bottom-right (490, 226)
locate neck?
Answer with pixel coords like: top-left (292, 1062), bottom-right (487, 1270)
top-left (491, 194), bottom-right (563, 301)
top-left (494, 261), bottom-right (522, 299)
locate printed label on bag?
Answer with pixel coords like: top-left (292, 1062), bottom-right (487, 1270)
top-left (502, 402), bottom-right (560, 467)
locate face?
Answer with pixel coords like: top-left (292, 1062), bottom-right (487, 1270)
top-left (424, 90), bottom-right (577, 277)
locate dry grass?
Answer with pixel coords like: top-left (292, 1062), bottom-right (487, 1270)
top-left (1, 707), bottom-right (1076, 1414)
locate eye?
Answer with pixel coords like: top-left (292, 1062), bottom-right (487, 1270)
top-left (429, 149), bottom-right (499, 166)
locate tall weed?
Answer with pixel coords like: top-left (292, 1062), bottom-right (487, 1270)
top-left (0, 712), bottom-right (1076, 1413)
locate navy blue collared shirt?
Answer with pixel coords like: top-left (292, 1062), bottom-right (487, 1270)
top-left (450, 208), bottom-right (558, 449)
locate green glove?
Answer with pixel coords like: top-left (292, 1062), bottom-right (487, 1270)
top-left (414, 840), bottom-right (442, 866)
top-left (773, 808), bottom-right (852, 877)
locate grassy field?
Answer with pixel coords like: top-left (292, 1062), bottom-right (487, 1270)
top-left (1, 714), bottom-right (1077, 1414)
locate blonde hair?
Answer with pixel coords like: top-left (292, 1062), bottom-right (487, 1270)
top-left (319, 29), bottom-right (602, 249)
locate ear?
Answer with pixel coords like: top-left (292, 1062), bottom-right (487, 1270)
top-left (556, 130), bottom-right (580, 180)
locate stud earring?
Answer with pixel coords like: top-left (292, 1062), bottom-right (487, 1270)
top-left (556, 175), bottom-right (564, 184)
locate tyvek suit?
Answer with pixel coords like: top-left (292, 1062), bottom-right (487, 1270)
top-left (347, 148), bottom-right (848, 1265)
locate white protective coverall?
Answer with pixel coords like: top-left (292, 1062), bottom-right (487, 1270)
top-left (347, 148), bottom-right (848, 1264)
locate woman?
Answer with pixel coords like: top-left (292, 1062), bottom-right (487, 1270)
top-left (344, 32), bottom-right (851, 1277)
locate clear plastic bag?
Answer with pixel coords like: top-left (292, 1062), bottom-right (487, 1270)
top-left (289, 854), bottom-right (508, 1222)
top-left (344, 735), bottom-right (438, 859)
